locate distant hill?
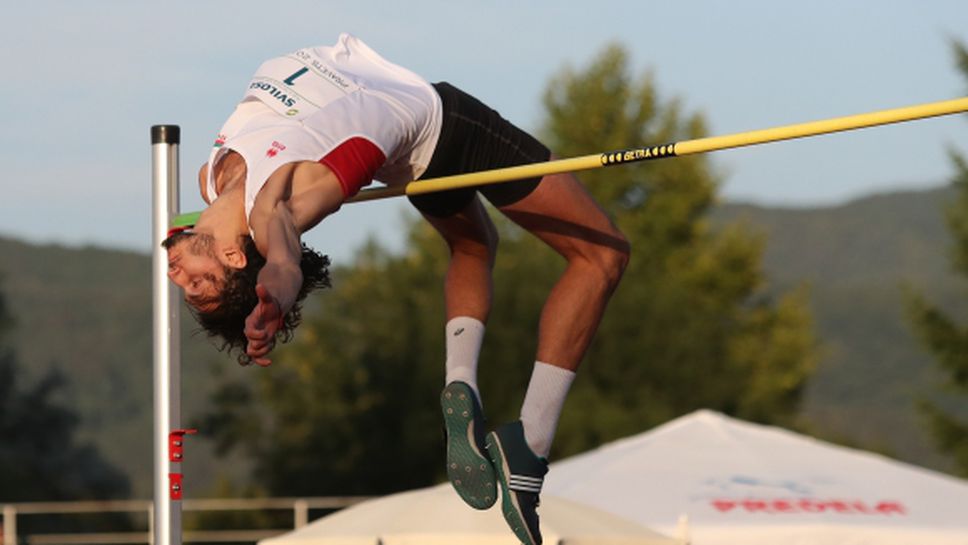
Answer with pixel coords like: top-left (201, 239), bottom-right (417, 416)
top-left (0, 184), bottom-right (965, 497)
top-left (0, 238), bottom-right (245, 498)
top-left (714, 185), bottom-right (966, 470)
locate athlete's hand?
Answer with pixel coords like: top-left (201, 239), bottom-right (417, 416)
top-left (244, 284), bottom-right (284, 367)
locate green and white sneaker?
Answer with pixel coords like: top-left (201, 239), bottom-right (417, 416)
top-left (441, 381), bottom-right (497, 510)
top-left (486, 421), bottom-right (548, 545)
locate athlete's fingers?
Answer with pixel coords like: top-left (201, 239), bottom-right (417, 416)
top-left (247, 337), bottom-right (275, 367)
top-left (247, 334), bottom-right (276, 354)
top-left (246, 342), bottom-right (273, 366)
top-left (244, 285), bottom-right (281, 368)
top-left (252, 356), bottom-right (273, 367)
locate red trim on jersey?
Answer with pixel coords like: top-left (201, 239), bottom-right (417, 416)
top-left (319, 137), bottom-right (386, 198)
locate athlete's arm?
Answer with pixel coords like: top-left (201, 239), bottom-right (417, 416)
top-left (244, 199), bottom-right (302, 366)
top-left (243, 161), bottom-right (345, 365)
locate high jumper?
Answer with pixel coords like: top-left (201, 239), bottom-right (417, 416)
top-left (163, 32), bottom-right (629, 545)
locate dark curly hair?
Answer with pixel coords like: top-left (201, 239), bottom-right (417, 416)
top-left (163, 231), bottom-right (330, 365)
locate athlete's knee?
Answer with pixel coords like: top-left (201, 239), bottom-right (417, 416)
top-left (577, 230), bottom-right (630, 292)
top-left (446, 218), bottom-right (499, 265)
top-left (600, 232), bottom-right (630, 289)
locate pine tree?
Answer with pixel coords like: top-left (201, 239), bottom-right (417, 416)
top-left (907, 40), bottom-right (968, 477)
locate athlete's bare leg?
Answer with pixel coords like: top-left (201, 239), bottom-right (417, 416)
top-left (420, 196), bottom-right (498, 323)
top-left (496, 169), bottom-right (630, 372)
top-left (427, 171), bottom-right (628, 545)
top-left (423, 172), bottom-right (628, 370)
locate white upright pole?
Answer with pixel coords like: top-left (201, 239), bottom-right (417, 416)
top-left (151, 125), bottom-right (182, 545)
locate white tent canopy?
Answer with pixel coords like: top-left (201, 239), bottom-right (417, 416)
top-left (260, 483), bottom-right (680, 545)
top-left (544, 410), bottom-right (968, 545)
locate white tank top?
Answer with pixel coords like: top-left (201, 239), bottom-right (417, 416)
top-left (205, 33), bottom-right (442, 221)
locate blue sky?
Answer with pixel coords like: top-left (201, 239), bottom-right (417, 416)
top-left (1, 1), bottom-right (966, 262)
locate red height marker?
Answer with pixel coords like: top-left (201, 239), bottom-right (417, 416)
top-left (168, 429), bottom-right (197, 500)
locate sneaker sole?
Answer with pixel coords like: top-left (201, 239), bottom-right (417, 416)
top-left (486, 431), bottom-right (540, 545)
top-left (441, 383), bottom-right (496, 510)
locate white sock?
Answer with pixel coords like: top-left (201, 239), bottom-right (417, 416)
top-left (444, 317), bottom-right (485, 400)
top-left (520, 361), bottom-right (576, 459)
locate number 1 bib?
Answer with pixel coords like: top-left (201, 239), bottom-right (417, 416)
top-left (244, 49), bottom-right (362, 121)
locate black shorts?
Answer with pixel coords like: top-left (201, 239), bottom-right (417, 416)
top-left (409, 82), bottom-right (552, 218)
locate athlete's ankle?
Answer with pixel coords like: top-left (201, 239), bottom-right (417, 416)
top-left (520, 361), bottom-right (575, 458)
top-left (444, 316), bottom-right (485, 399)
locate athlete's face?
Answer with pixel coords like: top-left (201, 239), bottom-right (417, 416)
top-left (167, 234), bottom-right (226, 312)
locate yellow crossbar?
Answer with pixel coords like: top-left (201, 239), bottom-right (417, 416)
top-left (347, 96), bottom-right (968, 203)
top-left (171, 96), bottom-right (968, 225)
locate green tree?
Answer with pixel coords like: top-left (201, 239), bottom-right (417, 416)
top-left (0, 281), bottom-right (129, 502)
top-left (907, 40), bottom-right (968, 476)
top-left (203, 44), bottom-right (818, 495)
